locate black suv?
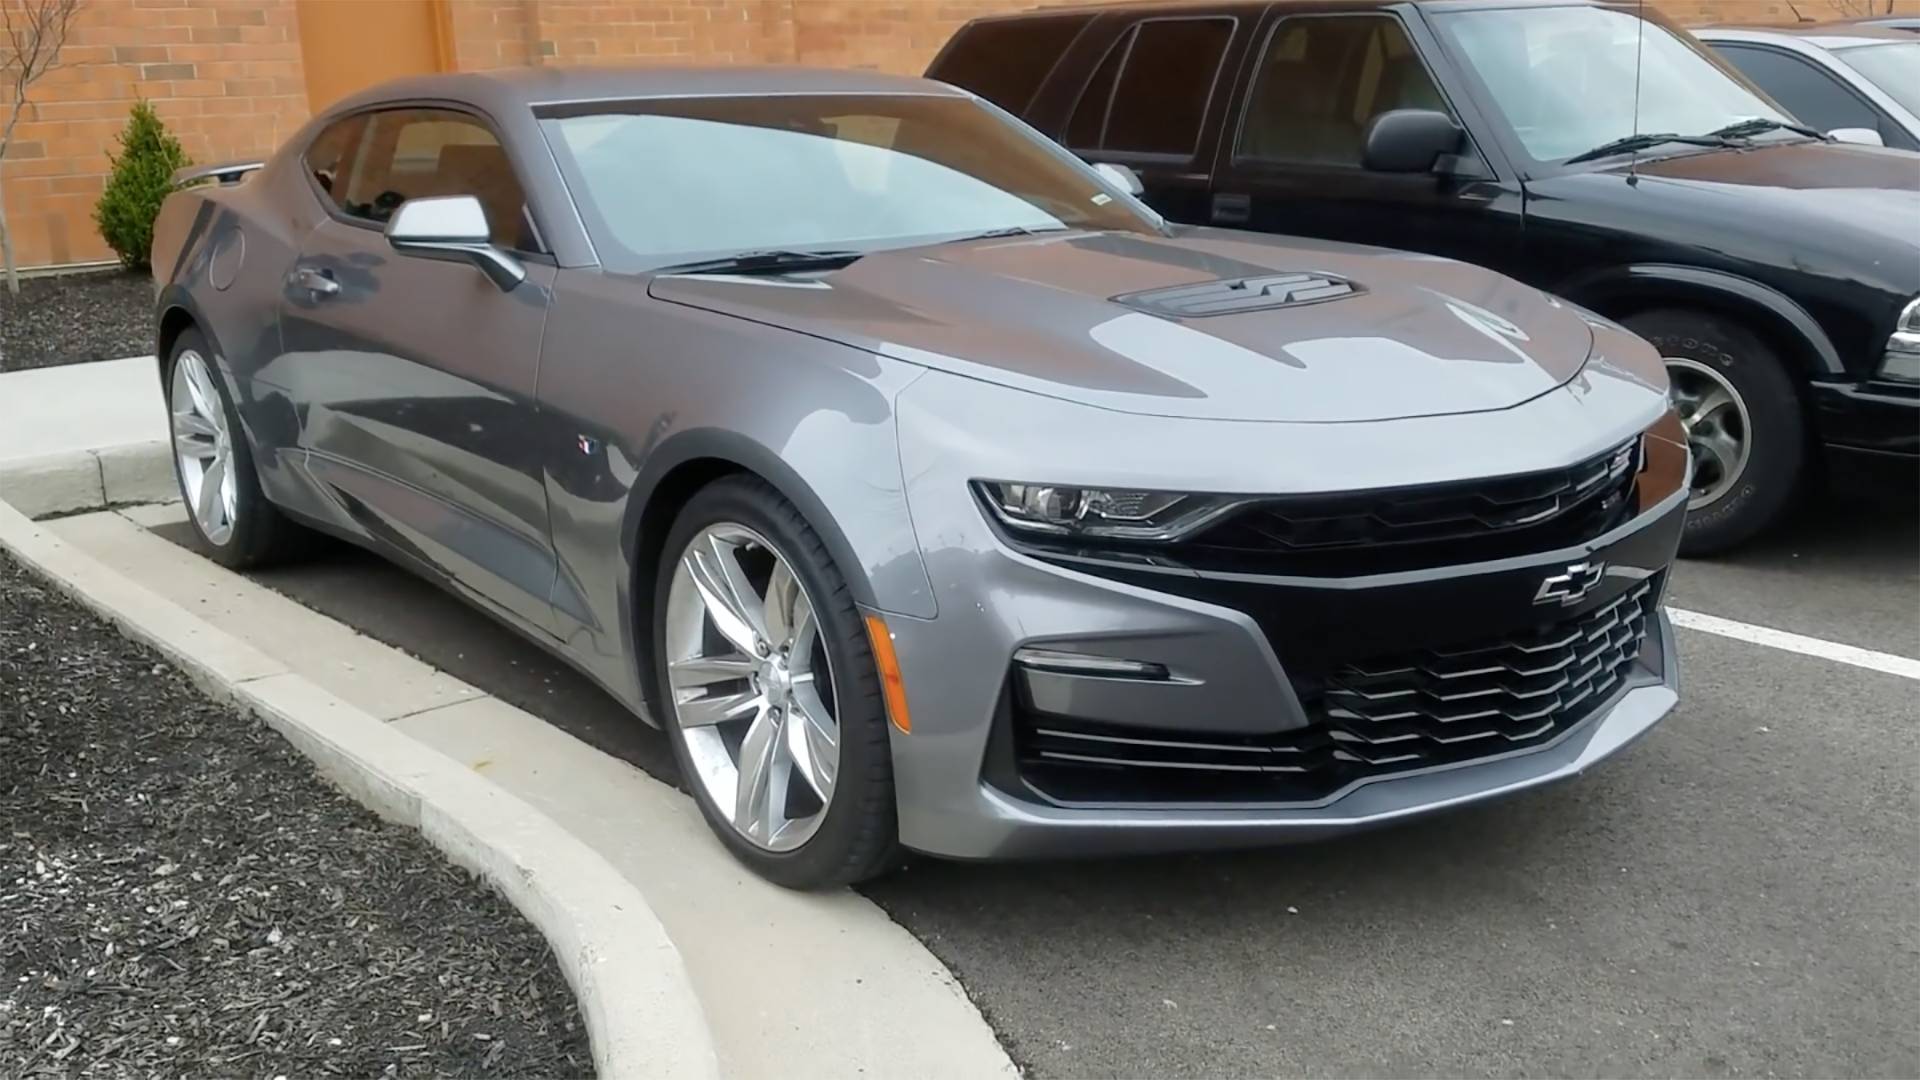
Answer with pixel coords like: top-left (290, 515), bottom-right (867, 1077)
top-left (930, 0), bottom-right (1920, 553)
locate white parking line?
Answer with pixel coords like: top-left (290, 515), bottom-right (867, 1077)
top-left (1667, 607), bottom-right (1920, 682)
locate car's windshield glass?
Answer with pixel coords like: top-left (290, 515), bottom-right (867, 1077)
top-left (1432, 7), bottom-right (1790, 164)
top-left (1835, 41), bottom-right (1920, 117)
top-left (541, 94), bottom-right (1160, 270)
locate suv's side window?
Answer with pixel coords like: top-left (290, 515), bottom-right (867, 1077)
top-left (1713, 44), bottom-right (1883, 136)
top-left (337, 108), bottom-right (538, 251)
top-left (931, 15), bottom-right (1089, 115)
top-left (1239, 14), bottom-right (1453, 167)
top-left (303, 116), bottom-right (365, 213)
top-left (1065, 17), bottom-right (1234, 158)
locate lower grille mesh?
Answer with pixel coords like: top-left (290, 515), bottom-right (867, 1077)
top-left (1016, 581), bottom-right (1658, 805)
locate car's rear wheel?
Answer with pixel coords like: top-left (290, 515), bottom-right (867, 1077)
top-left (1625, 309), bottom-right (1805, 556)
top-left (165, 329), bottom-right (310, 568)
top-left (653, 476), bottom-right (899, 889)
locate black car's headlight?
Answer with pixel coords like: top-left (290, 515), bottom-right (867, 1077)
top-left (973, 482), bottom-right (1241, 542)
top-left (1880, 296), bottom-right (1920, 383)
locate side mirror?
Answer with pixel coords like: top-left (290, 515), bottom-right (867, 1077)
top-left (1361, 109), bottom-right (1468, 173)
top-left (1829, 126), bottom-right (1885, 147)
top-left (1092, 161), bottom-right (1146, 197)
top-left (385, 195), bottom-right (525, 291)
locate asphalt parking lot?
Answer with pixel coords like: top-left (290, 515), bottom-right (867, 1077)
top-left (155, 490), bottom-right (1919, 1078)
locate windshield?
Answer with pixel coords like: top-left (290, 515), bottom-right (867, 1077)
top-left (540, 94), bottom-right (1160, 270)
top-left (1835, 41), bottom-right (1920, 117)
top-left (1432, 7), bottom-right (1790, 164)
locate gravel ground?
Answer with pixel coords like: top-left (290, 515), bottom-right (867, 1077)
top-left (0, 553), bottom-right (592, 1077)
top-left (0, 270), bottom-right (153, 372)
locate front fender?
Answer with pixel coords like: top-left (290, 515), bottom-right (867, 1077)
top-left (619, 423), bottom-right (937, 620)
top-left (1559, 263), bottom-right (1845, 378)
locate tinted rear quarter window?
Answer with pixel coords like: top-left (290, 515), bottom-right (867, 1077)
top-left (303, 116), bottom-right (364, 212)
top-left (1067, 17), bottom-right (1234, 157)
top-left (932, 15), bottom-right (1088, 115)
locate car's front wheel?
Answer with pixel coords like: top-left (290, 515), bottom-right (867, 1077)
top-left (1625, 309), bottom-right (1805, 556)
top-left (652, 476), bottom-right (899, 889)
top-left (165, 329), bottom-right (310, 568)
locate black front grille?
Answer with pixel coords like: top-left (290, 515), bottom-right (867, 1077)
top-left (1014, 580), bottom-right (1658, 806)
top-left (1169, 439), bottom-right (1640, 576)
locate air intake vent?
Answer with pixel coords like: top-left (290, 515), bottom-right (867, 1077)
top-left (1115, 272), bottom-right (1361, 318)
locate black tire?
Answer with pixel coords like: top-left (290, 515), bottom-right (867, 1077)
top-left (651, 475), bottom-right (900, 889)
top-left (1625, 308), bottom-right (1806, 556)
top-left (164, 328), bottom-right (312, 569)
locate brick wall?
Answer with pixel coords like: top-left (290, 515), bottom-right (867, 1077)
top-left (2, 0), bottom-right (306, 267)
top-left (2, 0), bottom-right (1916, 270)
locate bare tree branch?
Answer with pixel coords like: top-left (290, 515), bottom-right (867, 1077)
top-left (0, 0), bottom-right (84, 293)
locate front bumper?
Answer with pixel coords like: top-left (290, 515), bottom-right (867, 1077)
top-left (885, 369), bottom-right (1686, 860)
top-left (1811, 379), bottom-right (1919, 460)
top-left (883, 495), bottom-right (1683, 859)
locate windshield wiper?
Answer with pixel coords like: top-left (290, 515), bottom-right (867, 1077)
top-left (1564, 132), bottom-right (1737, 165)
top-left (945, 225), bottom-right (1072, 243)
top-left (1704, 117), bottom-right (1828, 141)
top-left (654, 249), bottom-right (863, 276)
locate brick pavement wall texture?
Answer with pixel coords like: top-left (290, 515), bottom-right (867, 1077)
top-left (2, 0), bottom-right (1914, 269)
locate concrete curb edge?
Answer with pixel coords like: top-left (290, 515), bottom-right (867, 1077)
top-left (0, 498), bottom-right (721, 1080)
top-left (0, 440), bottom-right (175, 518)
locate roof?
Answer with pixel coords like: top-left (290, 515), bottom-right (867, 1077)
top-left (1698, 23), bottom-right (1919, 49)
top-left (323, 65), bottom-right (964, 119)
top-left (960, 0), bottom-right (1620, 21)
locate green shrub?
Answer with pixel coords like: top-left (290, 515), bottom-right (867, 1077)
top-left (93, 101), bottom-right (189, 272)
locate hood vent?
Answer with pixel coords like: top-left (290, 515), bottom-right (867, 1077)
top-left (1115, 272), bottom-right (1361, 318)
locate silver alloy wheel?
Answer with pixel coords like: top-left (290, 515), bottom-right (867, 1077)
top-left (664, 523), bottom-right (840, 852)
top-left (169, 350), bottom-right (237, 546)
top-left (1665, 356), bottom-right (1753, 511)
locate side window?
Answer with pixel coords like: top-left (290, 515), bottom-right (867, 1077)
top-left (1713, 45), bottom-right (1882, 135)
top-left (337, 108), bottom-right (537, 251)
top-left (1065, 18), bottom-right (1233, 157)
top-left (930, 16), bottom-right (1089, 116)
top-left (303, 116), bottom-right (364, 212)
top-left (1239, 15), bottom-right (1452, 167)
top-left (1065, 28), bottom-right (1129, 149)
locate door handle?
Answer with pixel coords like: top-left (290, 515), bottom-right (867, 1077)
top-left (1211, 192), bottom-right (1251, 226)
top-left (292, 266), bottom-right (340, 297)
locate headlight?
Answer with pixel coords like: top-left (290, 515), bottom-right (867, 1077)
top-left (974, 481), bottom-right (1240, 542)
top-left (1881, 296), bottom-right (1920, 383)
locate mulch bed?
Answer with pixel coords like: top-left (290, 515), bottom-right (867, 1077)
top-left (0, 269), bottom-right (153, 372)
top-left (0, 552), bottom-right (593, 1077)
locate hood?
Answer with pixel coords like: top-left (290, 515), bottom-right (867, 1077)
top-left (1527, 141), bottom-right (1920, 294)
top-left (647, 228), bottom-right (1595, 423)
top-left (1617, 140), bottom-right (1920, 234)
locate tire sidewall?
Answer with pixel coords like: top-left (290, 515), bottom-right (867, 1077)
top-left (1628, 309), bottom-right (1806, 555)
top-left (651, 478), bottom-right (896, 888)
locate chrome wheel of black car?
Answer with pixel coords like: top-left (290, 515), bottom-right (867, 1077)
top-left (1665, 356), bottom-right (1752, 510)
top-left (1627, 308), bottom-right (1805, 556)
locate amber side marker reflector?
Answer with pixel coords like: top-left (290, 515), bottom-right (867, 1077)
top-left (864, 613), bottom-right (912, 734)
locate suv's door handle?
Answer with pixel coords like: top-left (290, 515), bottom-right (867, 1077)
top-left (291, 266), bottom-right (340, 297)
top-left (1211, 192), bottom-right (1251, 225)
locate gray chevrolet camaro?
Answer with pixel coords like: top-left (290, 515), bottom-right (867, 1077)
top-left (152, 66), bottom-right (1690, 888)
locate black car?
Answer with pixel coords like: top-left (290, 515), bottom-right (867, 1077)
top-left (930, 0), bottom-right (1920, 553)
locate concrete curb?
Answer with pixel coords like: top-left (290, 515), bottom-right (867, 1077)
top-left (0, 440), bottom-right (174, 518)
top-left (0, 497), bottom-right (720, 1080)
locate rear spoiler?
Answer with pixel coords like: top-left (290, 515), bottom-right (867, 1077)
top-left (171, 160), bottom-right (265, 188)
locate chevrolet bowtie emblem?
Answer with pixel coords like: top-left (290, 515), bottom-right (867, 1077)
top-left (1535, 561), bottom-right (1606, 606)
